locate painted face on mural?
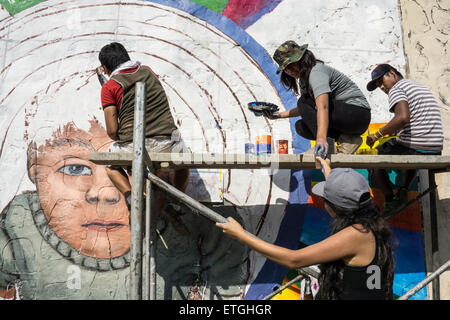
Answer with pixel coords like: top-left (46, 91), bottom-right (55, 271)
top-left (27, 121), bottom-right (130, 259)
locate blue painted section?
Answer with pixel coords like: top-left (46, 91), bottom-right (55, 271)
top-left (244, 170), bottom-right (311, 299)
top-left (146, 0), bottom-right (426, 300)
top-left (391, 227), bottom-right (427, 300)
top-left (394, 273), bottom-right (427, 300)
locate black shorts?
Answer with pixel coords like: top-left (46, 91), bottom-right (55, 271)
top-left (377, 139), bottom-right (442, 156)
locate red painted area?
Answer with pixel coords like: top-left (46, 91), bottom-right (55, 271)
top-left (222, 0), bottom-right (271, 27)
top-left (371, 189), bottom-right (422, 233)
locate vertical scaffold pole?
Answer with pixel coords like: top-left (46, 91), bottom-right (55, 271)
top-left (428, 169), bottom-right (440, 299)
top-left (148, 180), bottom-right (157, 300)
top-left (143, 178), bottom-right (157, 300)
top-left (143, 180), bottom-right (150, 300)
top-left (130, 82), bottom-right (146, 300)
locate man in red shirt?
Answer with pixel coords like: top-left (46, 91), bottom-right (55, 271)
top-left (97, 42), bottom-right (189, 217)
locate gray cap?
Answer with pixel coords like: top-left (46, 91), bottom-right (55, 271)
top-left (312, 168), bottom-right (372, 210)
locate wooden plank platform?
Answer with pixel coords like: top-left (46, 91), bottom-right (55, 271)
top-left (89, 152), bottom-right (450, 171)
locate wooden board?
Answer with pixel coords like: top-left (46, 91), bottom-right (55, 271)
top-left (89, 152), bottom-right (450, 171)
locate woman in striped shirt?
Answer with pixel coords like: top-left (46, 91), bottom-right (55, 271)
top-left (366, 64), bottom-right (443, 219)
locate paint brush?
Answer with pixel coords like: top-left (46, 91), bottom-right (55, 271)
top-left (95, 66), bottom-right (108, 86)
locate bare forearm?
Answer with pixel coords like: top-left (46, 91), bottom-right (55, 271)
top-left (108, 132), bottom-right (119, 141)
top-left (280, 108), bottom-right (300, 118)
top-left (379, 116), bottom-right (408, 136)
top-left (104, 106), bottom-right (119, 141)
top-left (316, 105), bottom-right (329, 139)
top-left (315, 94), bottom-right (329, 140)
top-left (380, 101), bottom-right (410, 136)
top-left (237, 231), bottom-right (300, 269)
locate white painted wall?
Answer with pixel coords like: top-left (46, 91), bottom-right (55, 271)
top-left (247, 0), bottom-right (406, 123)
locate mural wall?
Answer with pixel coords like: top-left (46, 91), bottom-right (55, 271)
top-left (0, 0), bottom-right (427, 299)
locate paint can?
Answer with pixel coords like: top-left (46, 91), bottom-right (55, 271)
top-left (256, 135), bottom-right (272, 154)
top-left (256, 135), bottom-right (271, 145)
top-left (276, 140), bottom-right (288, 154)
top-left (256, 144), bottom-right (271, 154)
top-left (245, 143), bottom-right (256, 154)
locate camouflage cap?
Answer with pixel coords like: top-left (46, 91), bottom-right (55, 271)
top-left (273, 41), bottom-right (308, 74)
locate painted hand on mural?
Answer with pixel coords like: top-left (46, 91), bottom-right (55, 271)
top-left (27, 121), bottom-right (130, 259)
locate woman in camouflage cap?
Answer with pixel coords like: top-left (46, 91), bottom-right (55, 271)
top-left (265, 40), bottom-right (371, 158)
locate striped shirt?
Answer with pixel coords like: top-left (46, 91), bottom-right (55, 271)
top-left (388, 79), bottom-right (443, 151)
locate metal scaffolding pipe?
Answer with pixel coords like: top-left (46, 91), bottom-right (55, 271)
top-left (263, 274), bottom-right (304, 300)
top-left (130, 82), bottom-right (146, 300)
top-left (148, 179), bottom-right (157, 300)
top-left (398, 259), bottom-right (450, 300)
top-left (145, 169), bottom-right (228, 224)
top-left (143, 180), bottom-right (150, 300)
top-left (262, 267), bottom-right (320, 300)
top-left (144, 168), bottom-right (320, 287)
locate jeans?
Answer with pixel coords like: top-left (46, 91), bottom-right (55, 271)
top-left (294, 95), bottom-right (371, 140)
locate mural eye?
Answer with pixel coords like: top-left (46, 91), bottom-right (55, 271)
top-left (58, 164), bottom-right (92, 176)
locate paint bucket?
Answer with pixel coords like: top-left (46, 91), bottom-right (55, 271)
top-left (256, 135), bottom-right (271, 145)
top-left (256, 135), bottom-right (272, 154)
top-left (245, 143), bottom-right (256, 154)
top-left (276, 140), bottom-right (288, 154)
top-left (256, 144), bottom-right (271, 154)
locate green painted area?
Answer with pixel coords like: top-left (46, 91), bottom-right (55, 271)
top-left (189, 0), bottom-right (228, 13)
top-left (0, 0), bottom-right (46, 15)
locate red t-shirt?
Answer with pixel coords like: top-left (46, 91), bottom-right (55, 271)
top-left (101, 65), bottom-right (153, 110)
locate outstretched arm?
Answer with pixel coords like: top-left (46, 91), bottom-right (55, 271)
top-left (367, 101), bottom-right (410, 147)
top-left (216, 217), bottom-right (360, 270)
top-left (314, 93), bottom-right (330, 158)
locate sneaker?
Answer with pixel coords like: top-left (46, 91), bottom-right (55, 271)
top-left (336, 134), bottom-right (363, 154)
top-left (383, 188), bottom-right (409, 219)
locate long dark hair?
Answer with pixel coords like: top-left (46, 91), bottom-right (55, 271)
top-left (280, 49), bottom-right (324, 97)
top-left (315, 193), bottom-right (395, 300)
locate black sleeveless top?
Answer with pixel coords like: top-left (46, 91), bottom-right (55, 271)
top-left (336, 238), bottom-right (392, 300)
